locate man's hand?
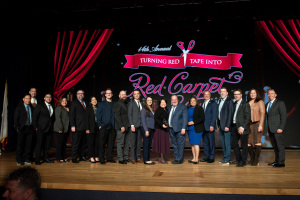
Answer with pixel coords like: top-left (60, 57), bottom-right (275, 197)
top-left (145, 131), bottom-right (149, 137)
top-left (209, 126), bottom-right (214, 132)
top-left (181, 129), bottom-right (186, 135)
top-left (121, 127), bottom-right (125, 133)
top-left (86, 130), bottom-right (90, 134)
top-left (238, 128), bottom-right (244, 135)
top-left (277, 129), bottom-right (283, 134)
top-left (71, 127), bottom-right (75, 132)
top-left (224, 127), bottom-right (229, 132)
top-left (131, 126), bottom-right (135, 132)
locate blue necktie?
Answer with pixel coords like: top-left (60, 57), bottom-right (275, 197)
top-left (268, 102), bottom-right (272, 113)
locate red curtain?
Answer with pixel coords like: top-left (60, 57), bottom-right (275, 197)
top-left (53, 29), bottom-right (113, 106)
top-left (256, 19), bottom-right (300, 77)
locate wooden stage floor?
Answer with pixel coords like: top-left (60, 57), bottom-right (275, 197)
top-left (1, 149), bottom-right (300, 196)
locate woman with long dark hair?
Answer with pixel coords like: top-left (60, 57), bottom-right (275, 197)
top-left (187, 97), bottom-right (204, 164)
top-left (247, 89), bottom-right (265, 166)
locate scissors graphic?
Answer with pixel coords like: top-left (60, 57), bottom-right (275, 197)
top-left (177, 40), bottom-right (195, 66)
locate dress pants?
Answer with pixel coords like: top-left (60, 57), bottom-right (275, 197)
top-left (116, 129), bottom-right (130, 161)
top-left (130, 126), bottom-right (142, 161)
top-left (219, 128), bottom-right (232, 161)
top-left (202, 130), bottom-right (215, 160)
top-left (55, 131), bottom-right (69, 160)
top-left (231, 125), bottom-right (248, 164)
top-left (72, 131), bottom-right (85, 161)
top-left (16, 125), bottom-right (33, 163)
top-left (87, 127), bottom-right (99, 158)
top-left (268, 128), bottom-right (285, 164)
top-left (99, 127), bottom-right (116, 161)
top-left (35, 129), bottom-right (53, 162)
top-left (169, 128), bottom-right (185, 162)
top-left (141, 127), bottom-right (154, 162)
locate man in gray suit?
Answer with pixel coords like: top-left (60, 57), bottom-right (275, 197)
top-left (231, 89), bottom-right (251, 167)
top-left (265, 89), bottom-right (287, 168)
top-left (128, 90), bottom-right (143, 164)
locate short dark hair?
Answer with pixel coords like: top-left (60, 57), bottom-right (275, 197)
top-left (158, 98), bottom-right (168, 107)
top-left (44, 93), bottom-right (52, 97)
top-left (6, 166), bottom-right (41, 197)
top-left (220, 87), bottom-right (228, 92)
top-left (23, 93), bottom-right (31, 98)
top-left (233, 89), bottom-right (242, 94)
top-left (29, 87), bottom-right (36, 91)
top-left (267, 89), bottom-right (276, 94)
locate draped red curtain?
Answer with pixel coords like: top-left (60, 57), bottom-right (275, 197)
top-left (53, 29), bottom-right (113, 106)
top-left (256, 19), bottom-right (300, 77)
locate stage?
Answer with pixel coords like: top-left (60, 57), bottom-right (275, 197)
top-left (1, 149), bottom-right (300, 197)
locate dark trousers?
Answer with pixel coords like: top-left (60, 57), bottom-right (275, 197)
top-left (141, 127), bottom-right (154, 162)
top-left (16, 126), bottom-right (33, 163)
top-left (35, 129), bottom-right (53, 162)
top-left (202, 130), bottom-right (215, 160)
top-left (99, 127), bottom-right (116, 161)
top-left (30, 130), bottom-right (37, 161)
top-left (169, 128), bottom-right (185, 162)
top-left (80, 133), bottom-right (88, 157)
top-left (116, 129), bottom-right (130, 161)
top-left (72, 131), bottom-right (85, 161)
top-left (231, 125), bottom-right (248, 164)
top-left (130, 126), bottom-right (142, 161)
top-left (55, 131), bottom-right (69, 160)
top-left (87, 128), bottom-right (99, 158)
top-left (268, 129), bottom-right (285, 164)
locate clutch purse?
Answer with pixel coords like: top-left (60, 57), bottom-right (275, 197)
top-left (163, 118), bottom-right (169, 127)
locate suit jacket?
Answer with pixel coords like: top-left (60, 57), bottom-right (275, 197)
top-left (69, 99), bottom-right (87, 132)
top-left (33, 102), bottom-right (54, 132)
top-left (14, 103), bottom-right (33, 132)
top-left (141, 107), bottom-right (155, 132)
top-left (53, 106), bottom-right (70, 133)
top-left (264, 99), bottom-right (287, 134)
top-left (114, 99), bottom-right (130, 131)
top-left (128, 100), bottom-right (142, 128)
top-left (154, 107), bottom-right (169, 130)
top-left (233, 100), bottom-right (251, 135)
top-left (190, 105), bottom-right (205, 133)
top-left (203, 100), bottom-right (217, 131)
top-left (217, 97), bottom-right (234, 131)
top-left (86, 104), bottom-right (97, 133)
top-left (168, 103), bottom-right (188, 133)
top-left (97, 100), bottom-right (115, 130)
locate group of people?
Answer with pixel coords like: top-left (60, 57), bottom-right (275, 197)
top-left (13, 86), bottom-right (287, 167)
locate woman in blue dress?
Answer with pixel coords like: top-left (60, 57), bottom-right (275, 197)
top-left (187, 97), bottom-right (205, 164)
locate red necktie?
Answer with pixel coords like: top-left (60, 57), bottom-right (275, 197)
top-left (81, 101), bottom-right (86, 110)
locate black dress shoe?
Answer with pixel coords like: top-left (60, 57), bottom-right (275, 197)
top-left (119, 160), bottom-right (127, 164)
top-left (171, 160), bottom-right (178, 164)
top-left (207, 159), bottom-right (215, 163)
top-left (72, 160), bottom-right (79, 164)
top-left (124, 159), bottom-right (131, 163)
top-left (273, 163), bottom-right (285, 168)
top-left (35, 162), bottom-right (41, 165)
top-left (107, 160), bottom-right (116, 163)
top-left (80, 156), bottom-right (89, 162)
top-left (236, 162), bottom-right (246, 167)
top-left (25, 160), bottom-right (32, 165)
top-left (199, 158), bottom-right (208, 162)
top-left (230, 160), bottom-right (238, 165)
top-left (268, 162), bottom-right (277, 166)
top-left (17, 162), bottom-right (25, 166)
top-left (144, 162), bottom-right (156, 165)
top-left (99, 161), bottom-right (106, 164)
top-left (44, 159), bottom-right (54, 163)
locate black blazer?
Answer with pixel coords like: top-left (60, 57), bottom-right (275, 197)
top-left (234, 100), bottom-right (251, 135)
top-left (114, 99), bottom-right (130, 131)
top-left (190, 105), bottom-right (205, 133)
top-left (14, 103), bottom-right (33, 132)
top-left (33, 102), bottom-right (54, 132)
top-left (217, 97), bottom-right (234, 131)
top-left (86, 104), bottom-right (97, 133)
top-left (264, 99), bottom-right (287, 134)
top-left (97, 100), bottom-right (115, 130)
top-left (53, 106), bottom-right (70, 133)
top-left (154, 107), bottom-right (169, 130)
top-left (69, 99), bottom-right (87, 132)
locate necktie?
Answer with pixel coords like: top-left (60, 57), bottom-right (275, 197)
top-left (203, 102), bottom-right (206, 112)
top-left (81, 101), bottom-right (86, 110)
top-left (32, 100), bottom-right (36, 108)
top-left (169, 106), bottom-right (175, 127)
top-left (26, 106), bottom-right (30, 125)
top-left (48, 104), bottom-right (51, 115)
top-left (268, 102), bottom-right (272, 113)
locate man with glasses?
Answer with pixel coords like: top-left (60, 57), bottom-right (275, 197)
top-left (231, 89), bottom-right (251, 167)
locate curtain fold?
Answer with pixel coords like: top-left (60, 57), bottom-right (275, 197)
top-left (256, 19), bottom-right (300, 77)
top-left (53, 29), bottom-right (113, 106)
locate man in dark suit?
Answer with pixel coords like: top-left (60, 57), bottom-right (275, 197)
top-left (29, 87), bottom-right (38, 108)
top-left (97, 88), bottom-right (116, 164)
top-left (265, 89), bottom-right (287, 168)
top-left (28, 87), bottom-right (38, 162)
top-left (168, 95), bottom-right (188, 164)
top-left (231, 89), bottom-right (251, 167)
top-left (128, 90), bottom-right (143, 164)
top-left (33, 93), bottom-right (55, 165)
top-left (200, 91), bottom-right (217, 163)
top-left (69, 90), bottom-right (88, 163)
top-left (14, 94), bottom-right (34, 165)
top-left (217, 87), bottom-right (234, 165)
top-left (114, 90), bottom-right (131, 164)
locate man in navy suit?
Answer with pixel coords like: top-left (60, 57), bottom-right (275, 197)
top-left (217, 87), bottom-right (234, 165)
top-left (168, 95), bottom-right (188, 164)
top-left (97, 88), bottom-right (116, 164)
top-left (200, 91), bottom-right (217, 163)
